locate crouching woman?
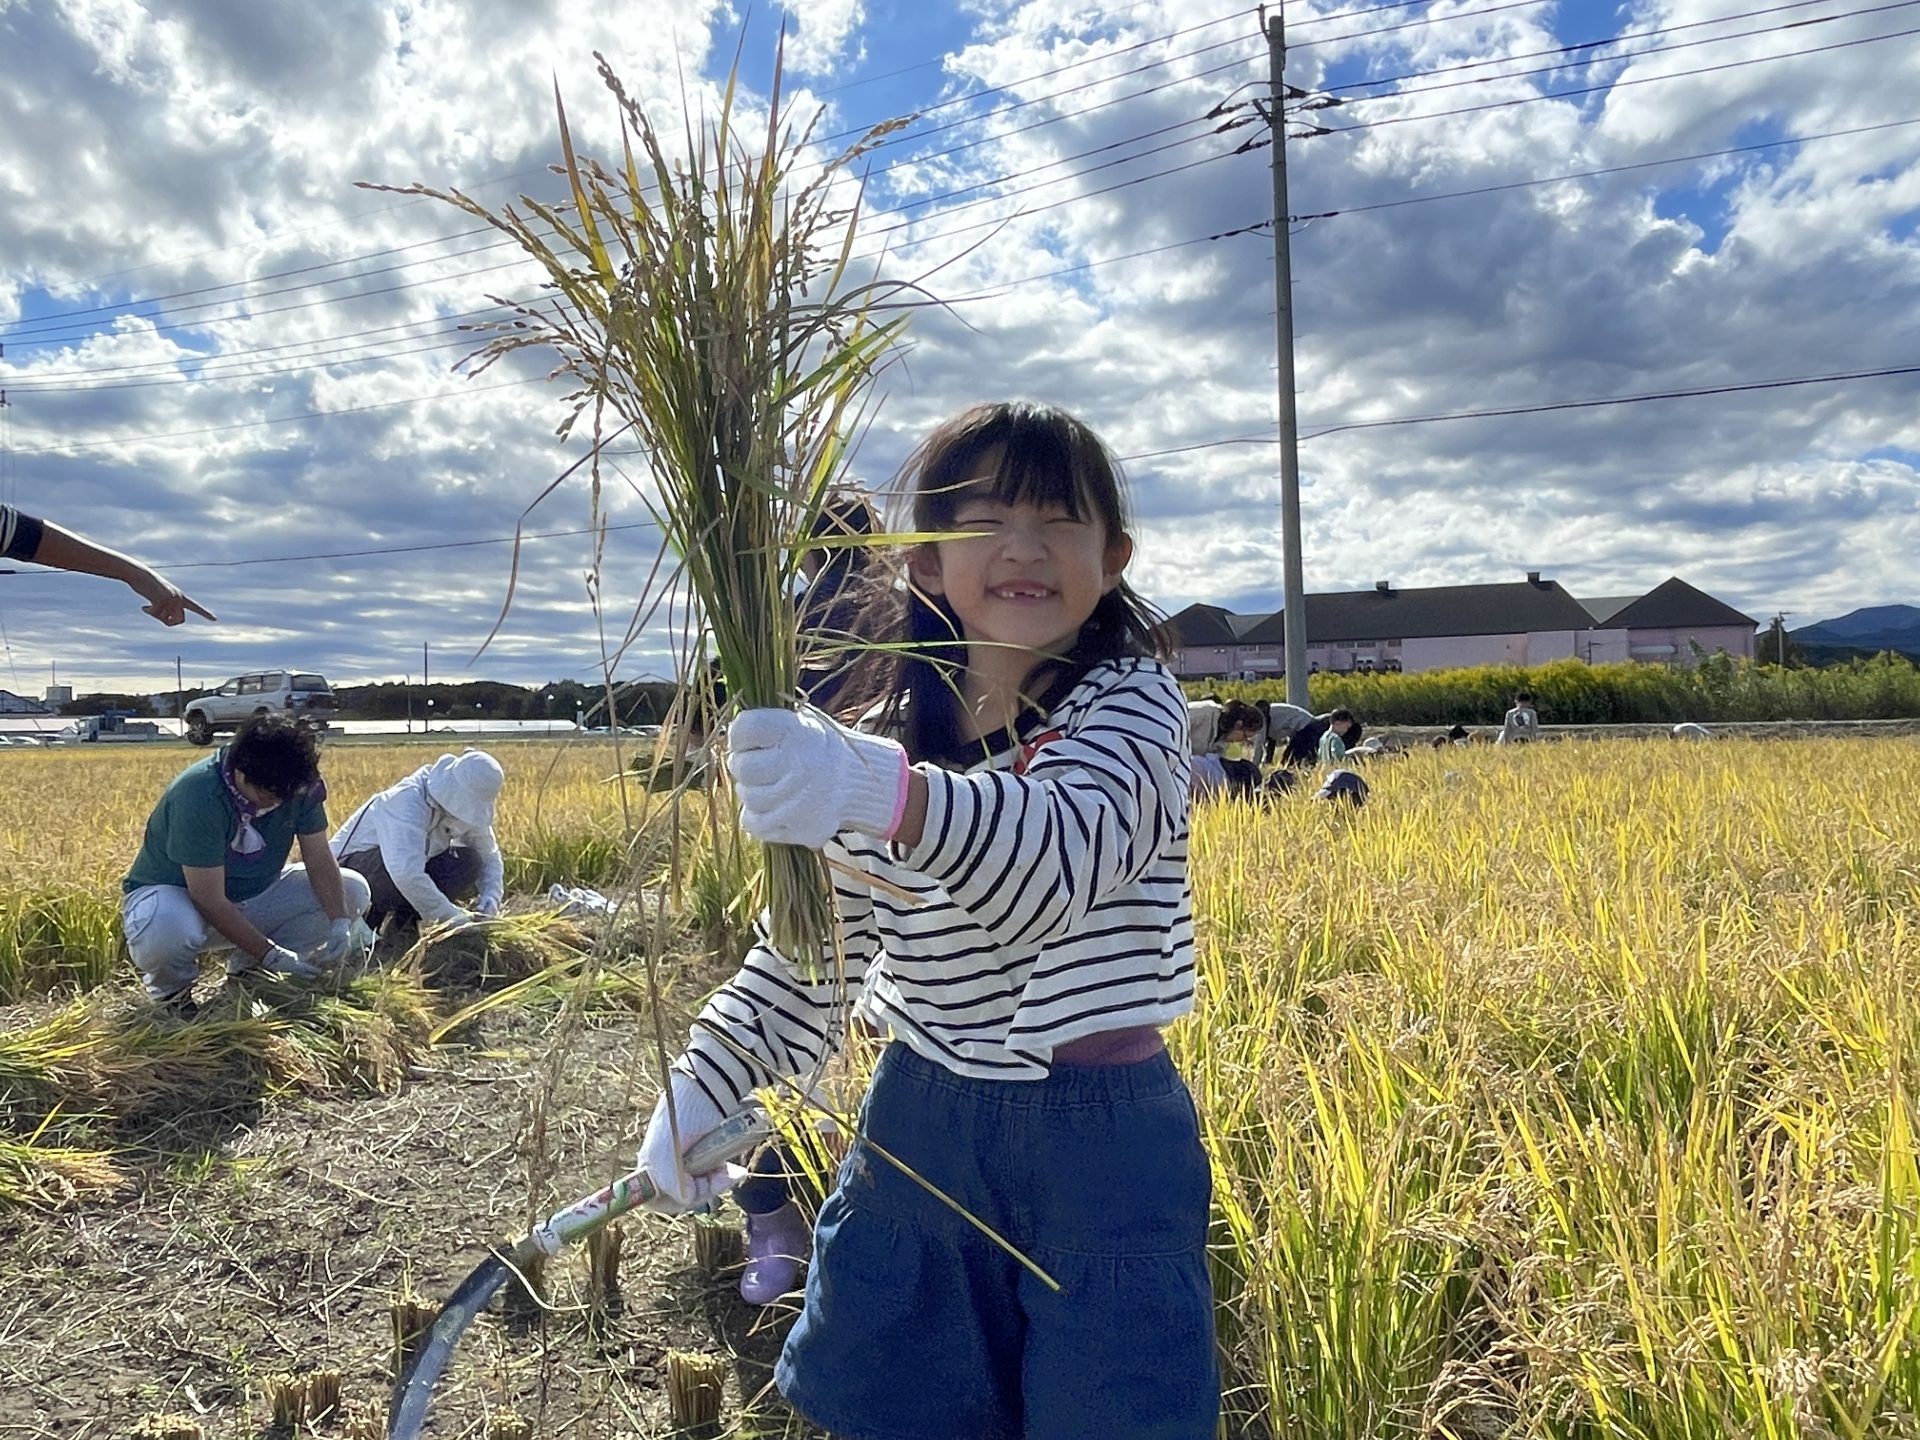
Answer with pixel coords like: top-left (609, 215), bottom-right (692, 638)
top-left (120, 713), bottom-right (371, 1018)
top-left (331, 750), bottom-right (506, 933)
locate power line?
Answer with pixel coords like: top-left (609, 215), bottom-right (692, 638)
top-left (5, 363), bottom-right (1913, 576)
top-left (5, 125), bottom-right (1256, 395)
top-left (1307, 21), bottom-right (1920, 133)
top-left (1296, 362), bottom-right (1920, 439)
top-left (1290, 0), bottom-right (1553, 50)
top-left (1309, 0), bottom-right (1920, 109)
top-left (3, 94), bottom-right (1243, 365)
top-left (2, 60), bottom-right (1257, 356)
top-left (7, 376), bottom-right (536, 455)
top-left (4, 208), bottom-right (1277, 398)
top-left (1286, 114), bottom-right (1920, 220)
top-left (1304, 0), bottom-right (1846, 93)
top-left (3, 13), bottom-right (1260, 343)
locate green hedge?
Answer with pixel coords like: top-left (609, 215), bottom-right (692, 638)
top-left (1194, 653), bottom-right (1920, 726)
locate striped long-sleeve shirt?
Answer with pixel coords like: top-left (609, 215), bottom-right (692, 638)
top-left (677, 656), bottom-right (1197, 1115)
top-left (0, 505), bottom-right (45, 563)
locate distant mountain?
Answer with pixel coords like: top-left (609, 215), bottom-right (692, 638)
top-left (1792, 604), bottom-right (1920, 660)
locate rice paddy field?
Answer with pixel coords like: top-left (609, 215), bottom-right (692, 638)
top-left (1, 734), bottom-right (1916, 1438)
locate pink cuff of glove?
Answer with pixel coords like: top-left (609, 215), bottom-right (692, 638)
top-left (881, 746), bottom-right (911, 840)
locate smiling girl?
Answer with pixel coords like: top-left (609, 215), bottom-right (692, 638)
top-left (635, 401), bottom-right (1215, 1439)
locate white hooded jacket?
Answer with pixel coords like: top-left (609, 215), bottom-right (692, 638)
top-left (331, 754), bottom-right (505, 925)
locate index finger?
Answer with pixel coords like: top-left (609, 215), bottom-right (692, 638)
top-left (182, 596), bottom-right (218, 622)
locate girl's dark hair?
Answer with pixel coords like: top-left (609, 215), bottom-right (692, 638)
top-left (835, 401), bottom-right (1167, 762)
top-left (1219, 699), bottom-right (1264, 736)
top-left (230, 713), bottom-right (321, 798)
top-left (804, 486), bottom-right (879, 591)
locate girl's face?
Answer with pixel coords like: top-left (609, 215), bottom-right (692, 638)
top-left (912, 495), bottom-right (1132, 659)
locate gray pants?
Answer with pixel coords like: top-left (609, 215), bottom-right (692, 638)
top-left (121, 866), bottom-right (373, 1000)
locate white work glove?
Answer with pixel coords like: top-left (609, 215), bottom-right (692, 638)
top-left (726, 706), bottom-right (910, 850)
top-left (313, 917), bottom-right (355, 966)
top-left (475, 894), bottom-right (501, 919)
top-left (636, 1075), bottom-right (743, 1213)
top-left (258, 944), bottom-right (321, 981)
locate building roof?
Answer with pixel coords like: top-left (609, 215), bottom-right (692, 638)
top-left (1237, 578), bottom-right (1598, 644)
top-left (1578, 595), bottom-right (1639, 624)
top-left (1601, 576), bottom-right (1757, 630)
top-left (1165, 602), bottom-right (1274, 646)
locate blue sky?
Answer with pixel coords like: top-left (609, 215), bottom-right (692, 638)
top-left (0, 0), bottom-right (1916, 694)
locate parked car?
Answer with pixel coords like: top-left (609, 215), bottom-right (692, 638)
top-left (183, 670), bottom-right (335, 746)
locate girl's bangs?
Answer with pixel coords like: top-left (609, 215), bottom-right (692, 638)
top-left (925, 425), bottom-right (1101, 524)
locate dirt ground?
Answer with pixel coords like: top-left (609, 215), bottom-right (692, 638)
top-left (0, 998), bottom-right (825, 1440)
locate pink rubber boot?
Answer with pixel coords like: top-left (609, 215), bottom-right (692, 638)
top-left (739, 1201), bottom-right (810, 1306)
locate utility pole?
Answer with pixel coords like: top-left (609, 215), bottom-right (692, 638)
top-left (423, 641), bottom-right (430, 691)
top-left (1263, 4), bottom-right (1310, 710)
top-left (175, 655), bottom-right (183, 736)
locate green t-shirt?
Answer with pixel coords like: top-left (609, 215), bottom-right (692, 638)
top-left (1318, 729), bottom-right (1347, 766)
top-left (122, 752), bottom-right (329, 902)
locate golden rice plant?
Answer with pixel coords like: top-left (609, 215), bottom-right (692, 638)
top-left (0, 742), bottom-right (638, 1001)
top-left (1184, 738), bottom-right (1920, 1437)
top-left (367, 47), bottom-right (908, 964)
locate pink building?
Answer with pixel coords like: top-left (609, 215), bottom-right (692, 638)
top-left (1166, 574), bottom-right (1756, 680)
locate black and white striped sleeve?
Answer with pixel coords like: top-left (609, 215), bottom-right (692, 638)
top-left (894, 662), bottom-right (1190, 951)
top-left (674, 865), bottom-right (879, 1116)
top-left (0, 505), bottom-right (45, 563)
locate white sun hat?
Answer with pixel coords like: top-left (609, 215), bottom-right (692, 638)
top-left (425, 749), bottom-right (505, 828)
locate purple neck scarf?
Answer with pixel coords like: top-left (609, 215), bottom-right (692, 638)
top-left (219, 751), bottom-right (323, 860)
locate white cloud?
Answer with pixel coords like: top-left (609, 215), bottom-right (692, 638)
top-left (1, 0), bottom-right (1915, 695)
top-left (780, 0), bottom-right (867, 75)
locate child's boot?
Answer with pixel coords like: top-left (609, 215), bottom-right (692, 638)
top-left (739, 1201), bottom-right (809, 1305)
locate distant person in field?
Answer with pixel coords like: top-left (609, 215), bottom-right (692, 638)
top-left (1187, 697), bottom-right (1264, 799)
top-left (1316, 768), bottom-right (1370, 807)
top-left (332, 750), bottom-right (505, 934)
top-left (1671, 722), bottom-right (1713, 741)
top-left (1498, 690), bottom-right (1540, 745)
top-left (1, 502), bottom-right (215, 626)
top-left (1274, 708), bottom-right (1363, 769)
top-left (1255, 698), bottom-right (1315, 764)
top-left (121, 713), bottom-right (371, 1018)
top-left (1317, 708), bottom-right (1359, 767)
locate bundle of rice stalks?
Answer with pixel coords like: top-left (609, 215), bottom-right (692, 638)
top-left (0, 998), bottom-right (110, 1126)
top-left (666, 1349), bottom-right (728, 1434)
top-left (129, 1415), bottom-right (203, 1440)
top-left (691, 1213), bottom-right (745, 1277)
top-left (390, 1290), bottom-right (435, 1379)
top-left (584, 1220), bottom-right (625, 1331)
top-left (486, 1410), bottom-right (536, 1440)
top-left (405, 911), bottom-right (589, 993)
top-left (0, 1124), bottom-right (127, 1210)
top-left (369, 47), bottom-right (908, 965)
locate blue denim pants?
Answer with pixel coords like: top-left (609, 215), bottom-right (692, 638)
top-left (777, 1042), bottom-right (1219, 1440)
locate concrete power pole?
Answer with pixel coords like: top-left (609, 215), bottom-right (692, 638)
top-left (1264, 5), bottom-right (1310, 709)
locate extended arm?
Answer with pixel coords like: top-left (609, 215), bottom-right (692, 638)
top-left (26, 518), bottom-right (215, 626)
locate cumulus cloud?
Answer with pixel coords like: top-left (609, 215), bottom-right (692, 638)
top-left (1, 0), bottom-right (1915, 695)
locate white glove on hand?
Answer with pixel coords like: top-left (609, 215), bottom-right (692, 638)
top-left (313, 917), bottom-right (355, 966)
top-left (258, 944), bottom-right (320, 981)
top-left (726, 707), bottom-right (910, 850)
top-left (636, 1075), bottom-right (741, 1212)
top-left (475, 894), bottom-right (501, 919)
